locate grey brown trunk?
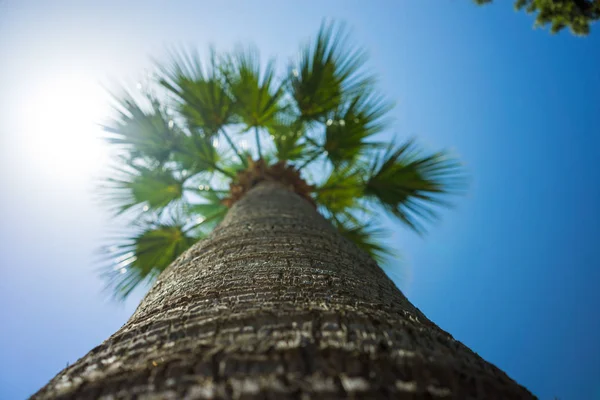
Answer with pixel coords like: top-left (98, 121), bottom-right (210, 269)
top-left (33, 182), bottom-right (535, 399)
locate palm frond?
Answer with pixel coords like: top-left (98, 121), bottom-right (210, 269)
top-left (314, 163), bottom-right (365, 214)
top-left (323, 92), bottom-right (392, 166)
top-left (220, 149), bottom-right (254, 177)
top-left (268, 119), bottom-right (307, 162)
top-left (364, 139), bottom-right (465, 234)
top-left (184, 190), bottom-right (229, 234)
top-left (100, 161), bottom-right (184, 215)
top-left (102, 92), bottom-right (180, 163)
top-left (158, 48), bottom-right (236, 135)
top-left (171, 132), bottom-right (222, 176)
top-left (290, 21), bottom-right (374, 121)
top-left (224, 47), bottom-right (286, 129)
top-left (331, 216), bottom-right (394, 264)
top-left (99, 220), bottom-right (198, 299)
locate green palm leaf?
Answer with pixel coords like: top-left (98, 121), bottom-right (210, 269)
top-left (172, 132), bottom-right (221, 176)
top-left (290, 21), bottom-right (374, 121)
top-left (314, 164), bottom-right (364, 214)
top-left (101, 161), bottom-right (184, 215)
top-left (268, 118), bottom-right (307, 162)
top-left (225, 48), bottom-right (286, 129)
top-left (102, 93), bottom-right (179, 163)
top-left (331, 217), bottom-right (393, 264)
top-left (159, 49), bottom-right (236, 135)
top-left (364, 139), bottom-right (464, 233)
top-left (100, 221), bottom-right (198, 299)
top-left (323, 92), bottom-right (392, 166)
top-left (184, 190), bottom-right (229, 234)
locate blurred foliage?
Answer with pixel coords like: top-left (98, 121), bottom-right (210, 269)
top-left (99, 20), bottom-right (465, 299)
top-left (474, 0), bottom-right (599, 35)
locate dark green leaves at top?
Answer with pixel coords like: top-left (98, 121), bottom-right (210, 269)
top-left (323, 92), bottom-right (392, 166)
top-left (290, 21), bottom-right (373, 121)
top-left (475, 0), bottom-right (599, 35)
top-left (225, 48), bottom-right (285, 129)
top-left (159, 49), bottom-right (236, 134)
top-left (518, 0), bottom-right (600, 35)
top-left (103, 94), bottom-right (179, 163)
top-left (101, 223), bottom-right (197, 299)
top-left (364, 140), bottom-right (464, 234)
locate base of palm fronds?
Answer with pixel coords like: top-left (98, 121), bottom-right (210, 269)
top-left (223, 158), bottom-right (315, 208)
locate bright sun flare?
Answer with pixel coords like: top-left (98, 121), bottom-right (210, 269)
top-left (21, 74), bottom-right (110, 180)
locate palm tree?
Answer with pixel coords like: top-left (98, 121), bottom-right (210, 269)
top-left (33, 22), bottom-right (534, 399)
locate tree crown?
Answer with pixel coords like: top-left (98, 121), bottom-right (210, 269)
top-left (99, 21), bottom-right (465, 298)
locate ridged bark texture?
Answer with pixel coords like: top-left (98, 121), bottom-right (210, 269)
top-left (33, 182), bottom-right (535, 399)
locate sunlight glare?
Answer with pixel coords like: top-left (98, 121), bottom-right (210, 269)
top-left (19, 74), bottom-right (110, 180)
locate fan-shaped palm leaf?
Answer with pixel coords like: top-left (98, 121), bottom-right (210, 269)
top-left (225, 48), bottom-right (286, 129)
top-left (159, 49), bottom-right (236, 135)
top-left (290, 21), bottom-right (374, 121)
top-left (171, 131), bottom-right (223, 176)
top-left (268, 118), bottom-right (307, 162)
top-left (101, 161), bottom-right (184, 215)
top-left (323, 92), bottom-right (392, 166)
top-left (364, 139), bottom-right (464, 233)
top-left (100, 221), bottom-right (198, 299)
top-left (102, 93), bottom-right (179, 163)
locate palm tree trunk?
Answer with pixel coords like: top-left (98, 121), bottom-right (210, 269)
top-left (33, 181), bottom-right (535, 399)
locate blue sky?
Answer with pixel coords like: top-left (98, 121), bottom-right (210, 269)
top-left (1, 1), bottom-right (599, 399)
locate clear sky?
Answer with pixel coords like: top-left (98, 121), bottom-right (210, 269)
top-left (1, 1), bottom-right (598, 399)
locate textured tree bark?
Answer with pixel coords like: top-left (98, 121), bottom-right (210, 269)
top-left (33, 181), bottom-right (535, 399)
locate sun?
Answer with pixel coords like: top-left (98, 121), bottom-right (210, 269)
top-left (18, 73), bottom-right (110, 181)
